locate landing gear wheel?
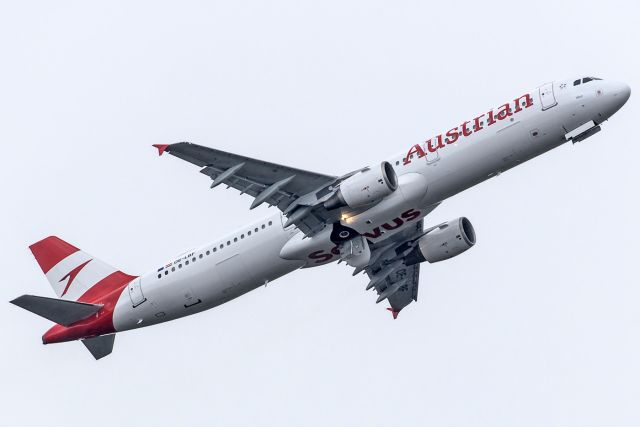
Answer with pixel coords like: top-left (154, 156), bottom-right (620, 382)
top-left (330, 222), bottom-right (360, 244)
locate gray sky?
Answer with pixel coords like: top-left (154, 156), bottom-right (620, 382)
top-left (2, 1), bottom-right (639, 426)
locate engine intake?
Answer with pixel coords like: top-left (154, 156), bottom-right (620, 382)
top-left (405, 217), bottom-right (476, 265)
top-left (325, 161), bottom-right (398, 210)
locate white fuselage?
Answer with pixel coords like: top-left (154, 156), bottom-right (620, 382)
top-left (112, 77), bottom-right (630, 332)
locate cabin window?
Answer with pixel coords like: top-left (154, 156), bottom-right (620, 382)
top-left (212, 247), bottom-right (216, 252)
top-left (268, 221), bottom-right (273, 226)
top-left (227, 241), bottom-right (231, 246)
top-left (206, 250), bottom-right (210, 255)
top-left (192, 257), bottom-right (196, 262)
top-left (241, 234), bottom-right (244, 239)
top-left (164, 271), bottom-right (168, 275)
top-left (185, 260), bottom-right (189, 265)
top-left (171, 267), bottom-right (175, 272)
top-left (255, 227), bottom-right (259, 232)
top-left (248, 231), bottom-right (251, 236)
top-left (234, 237), bottom-right (238, 243)
top-left (199, 254), bottom-right (203, 259)
top-left (178, 264), bottom-right (182, 269)
top-left (219, 244), bottom-right (224, 249)
top-left (261, 224), bottom-right (266, 229)
top-left (157, 274), bottom-right (161, 279)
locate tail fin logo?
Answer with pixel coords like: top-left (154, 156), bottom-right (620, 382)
top-left (59, 259), bottom-right (93, 297)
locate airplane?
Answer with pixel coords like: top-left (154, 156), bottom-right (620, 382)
top-left (11, 77), bottom-right (630, 359)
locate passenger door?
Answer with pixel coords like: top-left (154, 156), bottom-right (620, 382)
top-left (128, 278), bottom-right (146, 308)
top-left (538, 82), bottom-right (558, 110)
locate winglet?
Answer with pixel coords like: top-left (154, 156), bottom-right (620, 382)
top-left (152, 144), bottom-right (170, 156)
top-left (386, 307), bottom-right (399, 320)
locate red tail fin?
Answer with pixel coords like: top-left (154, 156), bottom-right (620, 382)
top-left (24, 236), bottom-right (137, 346)
top-left (30, 236), bottom-right (79, 274)
top-left (29, 236), bottom-right (130, 301)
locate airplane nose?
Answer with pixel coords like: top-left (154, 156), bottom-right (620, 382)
top-left (601, 81), bottom-right (631, 119)
top-left (618, 82), bottom-right (631, 104)
top-left (611, 81), bottom-right (631, 108)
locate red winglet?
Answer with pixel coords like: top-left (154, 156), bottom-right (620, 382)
top-left (152, 144), bottom-right (170, 156)
top-left (386, 307), bottom-right (399, 320)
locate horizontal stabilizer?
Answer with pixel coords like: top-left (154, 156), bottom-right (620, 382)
top-left (82, 334), bottom-right (115, 360)
top-left (10, 295), bottom-right (103, 326)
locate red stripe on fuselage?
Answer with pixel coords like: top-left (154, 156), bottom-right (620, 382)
top-left (42, 271), bottom-right (137, 344)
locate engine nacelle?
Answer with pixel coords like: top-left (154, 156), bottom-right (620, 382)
top-left (405, 217), bottom-right (476, 265)
top-left (325, 161), bottom-right (398, 210)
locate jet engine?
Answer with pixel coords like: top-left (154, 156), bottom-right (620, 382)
top-left (404, 217), bottom-right (476, 265)
top-left (325, 161), bottom-right (398, 210)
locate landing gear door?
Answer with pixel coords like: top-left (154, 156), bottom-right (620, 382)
top-left (128, 278), bottom-right (146, 308)
top-left (539, 82), bottom-right (557, 110)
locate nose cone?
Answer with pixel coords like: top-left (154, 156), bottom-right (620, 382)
top-left (614, 81), bottom-right (631, 105)
top-left (603, 81), bottom-right (631, 118)
top-left (611, 82), bottom-right (631, 110)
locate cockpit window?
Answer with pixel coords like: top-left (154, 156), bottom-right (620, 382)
top-left (582, 77), bottom-right (593, 84)
top-left (574, 79), bottom-right (581, 86)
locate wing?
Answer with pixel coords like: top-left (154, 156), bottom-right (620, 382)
top-left (154, 142), bottom-right (344, 235)
top-left (362, 219), bottom-right (423, 318)
top-left (357, 204), bottom-right (442, 318)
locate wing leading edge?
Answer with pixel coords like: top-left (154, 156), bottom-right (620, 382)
top-left (155, 142), bottom-right (343, 236)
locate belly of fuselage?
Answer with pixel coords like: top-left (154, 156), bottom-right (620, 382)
top-left (112, 216), bottom-right (304, 332)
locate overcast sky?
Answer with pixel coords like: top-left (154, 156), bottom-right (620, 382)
top-left (2, 1), bottom-right (639, 426)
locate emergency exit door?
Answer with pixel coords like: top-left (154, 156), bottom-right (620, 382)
top-left (539, 82), bottom-right (557, 110)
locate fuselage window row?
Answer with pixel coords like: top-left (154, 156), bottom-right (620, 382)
top-left (156, 221), bottom-right (273, 279)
